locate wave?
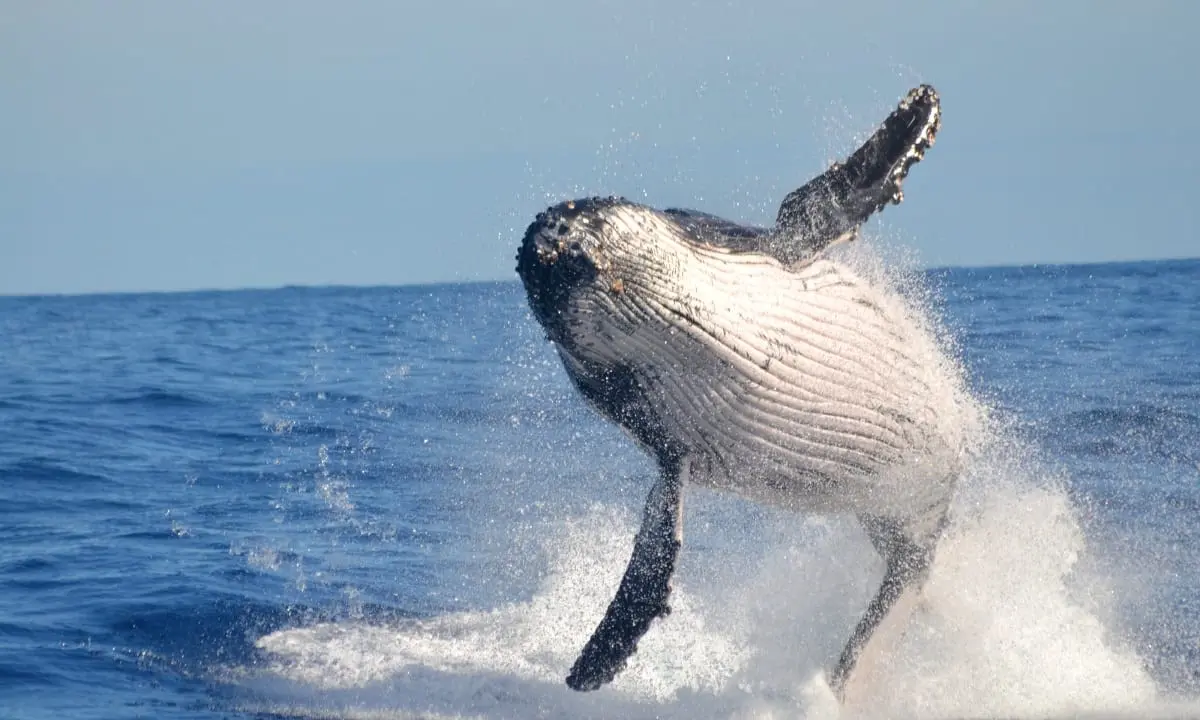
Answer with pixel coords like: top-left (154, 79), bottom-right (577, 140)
top-left (1, 457), bottom-right (110, 486)
top-left (107, 388), bottom-right (213, 409)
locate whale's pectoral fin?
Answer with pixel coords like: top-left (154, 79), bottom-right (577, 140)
top-left (774, 84), bottom-right (941, 263)
top-left (566, 456), bottom-right (687, 691)
top-left (830, 513), bottom-right (943, 703)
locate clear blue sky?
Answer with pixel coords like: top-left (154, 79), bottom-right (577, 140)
top-left (2, 1), bottom-right (1196, 295)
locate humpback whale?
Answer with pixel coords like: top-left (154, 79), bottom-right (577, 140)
top-left (514, 85), bottom-right (975, 700)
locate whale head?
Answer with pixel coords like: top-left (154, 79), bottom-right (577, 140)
top-left (515, 196), bottom-right (690, 357)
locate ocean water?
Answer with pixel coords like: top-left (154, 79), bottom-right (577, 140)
top-left (1, 255), bottom-right (1197, 719)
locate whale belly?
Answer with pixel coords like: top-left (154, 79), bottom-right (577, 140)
top-left (626, 251), bottom-right (966, 518)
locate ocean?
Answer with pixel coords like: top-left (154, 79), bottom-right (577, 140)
top-left (1, 254), bottom-right (1197, 719)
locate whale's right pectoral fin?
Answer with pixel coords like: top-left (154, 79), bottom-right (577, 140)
top-left (566, 456), bottom-right (687, 691)
top-left (774, 84), bottom-right (942, 263)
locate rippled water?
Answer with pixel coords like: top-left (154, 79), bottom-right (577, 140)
top-left (1, 257), bottom-right (1197, 719)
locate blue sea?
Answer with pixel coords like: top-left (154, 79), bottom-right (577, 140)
top-left (1, 256), bottom-right (1197, 719)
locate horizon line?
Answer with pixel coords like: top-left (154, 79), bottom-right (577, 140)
top-left (2, 255), bottom-right (1197, 301)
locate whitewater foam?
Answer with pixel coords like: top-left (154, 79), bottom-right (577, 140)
top-left (236, 442), bottom-right (1166, 719)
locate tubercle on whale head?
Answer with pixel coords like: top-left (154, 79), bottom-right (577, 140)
top-left (514, 196), bottom-right (630, 339)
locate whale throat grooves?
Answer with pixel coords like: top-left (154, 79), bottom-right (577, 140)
top-left (560, 206), bottom-right (960, 522)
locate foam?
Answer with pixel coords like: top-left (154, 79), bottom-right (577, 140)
top-left (233, 440), bottom-right (1170, 719)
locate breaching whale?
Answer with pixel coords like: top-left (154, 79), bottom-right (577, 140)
top-left (514, 85), bottom-right (975, 700)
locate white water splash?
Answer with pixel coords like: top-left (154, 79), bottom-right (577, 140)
top-left (236, 443), bottom-right (1168, 719)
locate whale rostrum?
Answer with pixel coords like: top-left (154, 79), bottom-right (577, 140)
top-left (514, 84), bottom-right (974, 700)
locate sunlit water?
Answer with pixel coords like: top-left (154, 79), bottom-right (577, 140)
top-left (1, 256), bottom-right (1197, 719)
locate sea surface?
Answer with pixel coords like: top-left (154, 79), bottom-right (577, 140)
top-left (1, 255), bottom-right (1198, 719)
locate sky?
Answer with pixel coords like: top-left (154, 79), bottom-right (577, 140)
top-left (2, 1), bottom-right (1197, 295)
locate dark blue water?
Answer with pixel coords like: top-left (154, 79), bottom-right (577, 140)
top-left (1, 258), bottom-right (1197, 719)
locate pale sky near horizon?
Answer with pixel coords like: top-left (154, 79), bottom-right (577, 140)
top-left (2, 1), bottom-right (1197, 295)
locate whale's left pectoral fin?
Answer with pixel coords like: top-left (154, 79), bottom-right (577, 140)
top-left (566, 456), bottom-right (687, 691)
top-left (773, 84), bottom-right (942, 264)
top-left (830, 514), bottom-right (942, 704)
